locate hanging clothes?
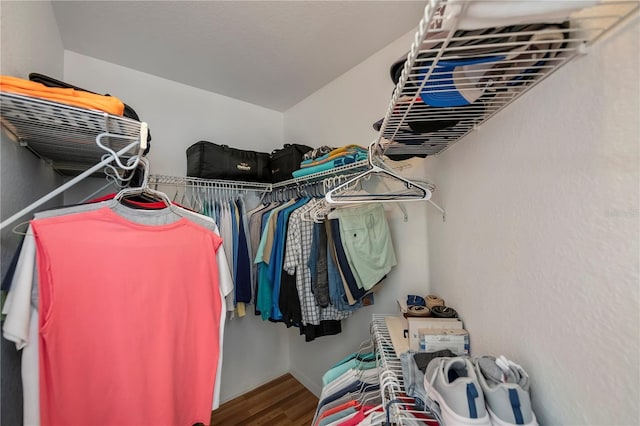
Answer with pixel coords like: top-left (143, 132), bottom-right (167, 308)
top-left (2, 199), bottom-right (235, 424)
top-left (314, 351), bottom-right (391, 426)
top-left (234, 198), bottom-right (252, 305)
top-left (254, 199), bottom-right (296, 320)
top-left (267, 197), bottom-right (310, 321)
top-left (244, 202), bottom-right (269, 301)
top-left (283, 199), bottom-right (352, 328)
top-left (278, 264), bottom-right (302, 327)
top-left (140, 180), bottom-right (398, 345)
top-left (328, 203), bottom-right (397, 291)
top-left (309, 221), bottom-right (331, 308)
top-left (32, 208), bottom-right (221, 425)
top-left (248, 203), bottom-right (278, 314)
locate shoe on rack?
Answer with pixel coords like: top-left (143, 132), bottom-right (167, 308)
top-left (424, 357), bottom-right (491, 426)
top-left (474, 355), bottom-right (538, 426)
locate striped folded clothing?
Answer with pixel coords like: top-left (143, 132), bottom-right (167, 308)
top-left (300, 145), bottom-right (367, 168)
top-left (292, 149), bottom-right (367, 178)
top-left (303, 145), bottom-right (334, 161)
top-left (0, 75), bottom-right (125, 116)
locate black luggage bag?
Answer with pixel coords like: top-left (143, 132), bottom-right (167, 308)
top-left (269, 143), bottom-right (313, 183)
top-left (186, 141), bottom-right (272, 183)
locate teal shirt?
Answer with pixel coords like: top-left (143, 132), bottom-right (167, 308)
top-left (322, 359), bottom-right (376, 386)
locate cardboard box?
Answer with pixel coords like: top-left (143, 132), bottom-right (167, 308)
top-left (419, 328), bottom-right (469, 355)
top-left (407, 317), bottom-right (462, 351)
top-left (385, 316), bottom-right (410, 356)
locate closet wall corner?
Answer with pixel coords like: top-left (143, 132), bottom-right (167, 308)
top-left (0, 2), bottom-right (66, 424)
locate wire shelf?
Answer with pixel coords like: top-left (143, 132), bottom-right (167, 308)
top-left (377, 0), bottom-right (639, 156)
top-left (371, 314), bottom-right (440, 425)
top-left (271, 160), bottom-right (371, 189)
top-left (0, 92), bottom-right (144, 175)
top-left (148, 160), bottom-right (372, 194)
top-left (148, 174), bottom-right (272, 192)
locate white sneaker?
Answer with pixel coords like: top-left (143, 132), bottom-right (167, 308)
top-left (424, 357), bottom-right (492, 426)
top-left (474, 355), bottom-right (538, 426)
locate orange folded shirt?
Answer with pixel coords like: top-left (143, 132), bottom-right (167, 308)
top-left (0, 75), bottom-right (124, 116)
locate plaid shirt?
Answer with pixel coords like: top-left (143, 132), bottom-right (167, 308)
top-left (284, 199), bottom-right (350, 325)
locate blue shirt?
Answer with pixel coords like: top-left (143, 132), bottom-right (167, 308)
top-left (268, 197), bottom-right (310, 320)
top-left (330, 219), bottom-right (366, 302)
top-left (256, 209), bottom-right (274, 320)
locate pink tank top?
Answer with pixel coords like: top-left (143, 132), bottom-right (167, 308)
top-left (32, 208), bottom-right (222, 425)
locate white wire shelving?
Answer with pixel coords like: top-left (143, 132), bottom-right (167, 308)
top-left (371, 314), bottom-right (440, 425)
top-left (0, 92), bottom-right (145, 175)
top-left (0, 92), bottom-right (148, 230)
top-left (148, 174), bottom-right (272, 193)
top-left (377, 0), bottom-right (639, 156)
top-left (148, 160), bottom-right (372, 194)
top-left (272, 160), bottom-right (370, 189)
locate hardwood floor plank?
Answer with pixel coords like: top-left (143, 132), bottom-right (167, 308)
top-left (245, 379), bottom-right (302, 415)
top-left (294, 411), bottom-right (316, 426)
top-left (211, 373), bottom-right (318, 426)
top-left (285, 394), bottom-right (319, 422)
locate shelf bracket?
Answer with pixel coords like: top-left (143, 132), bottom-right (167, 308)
top-left (0, 140), bottom-right (140, 231)
top-left (429, 199), bottom-right (446, 222)
top-left (577, 42), bottom-right (590, 56)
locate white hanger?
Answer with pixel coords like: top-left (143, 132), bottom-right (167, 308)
top-left (113, 157), bottom-right (172, 207)
top-left (325, 142), bottom-right (432, 204)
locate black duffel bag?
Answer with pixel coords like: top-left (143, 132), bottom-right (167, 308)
top-left (269, 143), bottom-right (313, 183)
top-left (186, 141), bottom-right (271, 182)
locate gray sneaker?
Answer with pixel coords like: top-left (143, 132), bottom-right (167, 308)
top-left (424, 357), bottom-right (491, 425)
top-left (474, 356), bottom-right (539, 426)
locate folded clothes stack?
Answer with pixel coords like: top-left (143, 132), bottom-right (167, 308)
top-left (292, 145), bottom-right (368, 178)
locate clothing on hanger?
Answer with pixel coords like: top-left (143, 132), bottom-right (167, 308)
top-left (2, 198), bottom-right (236, 424)
top-left (329, 204), bottom-right (397, 291)
top-left (27, 203), bottom-right (222, 424)
top-left (235, 198), bottom-right (252, 306)
top-left (309, 221), bottom-right (331, 308)
top-left (327, 219), bottom-right (366, 304)
top-left (283, 199), bottom-right (352, 327)
top-left (278, 266), bottom-right (302, 327)
top-left (268, 197), bottom-right (310, 320)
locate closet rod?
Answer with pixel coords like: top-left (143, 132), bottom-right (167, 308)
top-left (149, 161), bottom-right (372, 192)
top-left (0, 140), bottom-right (139, 231)
top-left (271, 160), bottom-right (370, 188)
top-left (148, 174), bottom-right (272, 192)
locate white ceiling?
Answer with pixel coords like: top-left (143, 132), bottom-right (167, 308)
top-left (51, 1), bottom-right (425, 112)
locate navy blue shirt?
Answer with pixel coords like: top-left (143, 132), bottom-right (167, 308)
top-left (330, 219), bottom-right (366, 302)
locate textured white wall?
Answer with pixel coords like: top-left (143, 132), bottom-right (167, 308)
top-left (62, 50), bottom-right (285, 206)
top-left (426, 17), bottom-right (639, 425)
top-left (64, 51), bottom-right (284, 177)
top-left (0, 0), bottom-right (65, 274)
top-left (63, 52), bottom-right (290, 404)
top-left (0, 1), bottom-right (65, 424)
top-left (0, 1), bottom-right (63, 79)
top-left (283, 29), bottom-right (434, 396)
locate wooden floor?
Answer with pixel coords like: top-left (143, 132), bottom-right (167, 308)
top-left (210, 374), bottom-right (319, 426)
